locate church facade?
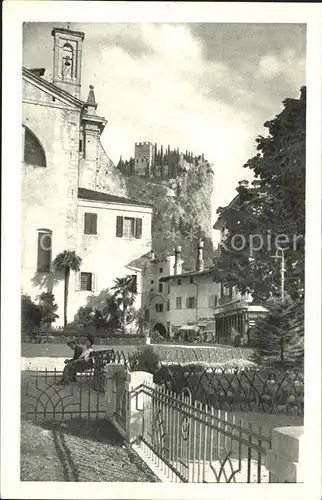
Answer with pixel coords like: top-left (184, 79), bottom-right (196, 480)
top-left (22, 26), bottom-right (153, 326)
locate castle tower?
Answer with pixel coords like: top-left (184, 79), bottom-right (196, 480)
top-left (51, 26), bottom-right (85, 99)
top-left (134, 142), bottom-right (155, 177)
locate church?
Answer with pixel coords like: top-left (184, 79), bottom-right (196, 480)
top-left (21, 26), bottom-right (153, 326)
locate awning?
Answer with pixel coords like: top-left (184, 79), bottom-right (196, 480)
top-left (178, 325), bottom-right (200, 332)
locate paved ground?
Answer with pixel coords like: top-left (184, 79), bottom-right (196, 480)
top-left (21, 419), bottom-right (159, 482)
top-left (21, 343), bottom-right (138, 358)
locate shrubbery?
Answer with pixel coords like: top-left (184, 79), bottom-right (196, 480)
top-left (21, 293), bottom-right (59, 334)
top-left (128, 345), bottom-right (161, 373)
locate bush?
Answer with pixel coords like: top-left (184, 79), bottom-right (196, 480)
top-left (128, 345), bottom-right (161, 373)
top-left (38, 292), bottom-right (59, 328)
top-left (149, 330), bottom-right (166, 342)
top-left (21, 294), bottom-right (42, 334)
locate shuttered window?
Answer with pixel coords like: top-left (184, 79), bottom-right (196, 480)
top-left (186, 297), bottom-right (196, 309)
top-left (84, 213), bottom-right (97, 235)
top-left (116, 216), bottom-right (123, 237)
top-left (116, 216), bottom-right (142, 239)
top-left (135, 218), bottom-right (142, 239)
top-left (209, 294), bottom-right (218, 308)
top-left (37, 231), bottom-right (52, 272)
top-left (176, 297), bottom-right (182, 310)
top-left (123, 218), bottom-right (135, 238)
top-left (80, 272), bottom-right (93, 291)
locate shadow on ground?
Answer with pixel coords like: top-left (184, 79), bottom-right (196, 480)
top-left (21, 418), bottom-right (159, 482)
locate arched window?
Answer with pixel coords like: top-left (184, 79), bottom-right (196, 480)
top-left (23, 126), bottom-right (46, 167)
top-left (37, 229), bottom-right (52, 272)
top-left (62, 43), bottom-right (74, 79)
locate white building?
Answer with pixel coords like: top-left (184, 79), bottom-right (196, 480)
top-left (140, 236), bottom-right (267, 344)
top-left (21, 26), bottom-right (153, 325)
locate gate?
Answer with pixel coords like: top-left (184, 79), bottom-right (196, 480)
top-left (21, 370), bottom-right (106, 423)
top-left (132, 384), bottom-right (272, 483)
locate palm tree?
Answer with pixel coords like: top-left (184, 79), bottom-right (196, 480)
top-left (53, 250), bottom-right (82, 328)
top-left (111, 275), bottom-right (138, 333)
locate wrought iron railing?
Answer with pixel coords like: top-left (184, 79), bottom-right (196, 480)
top-left (94, 349), bottom-right (304, 416)
top-left (21, 369), bottom-right (106, 423)
top-left (132, 383), bottom-right (272, 483)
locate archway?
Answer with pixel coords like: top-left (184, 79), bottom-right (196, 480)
top-left (23, 126), bottom-right (47, 167)
top-left (153, 322), bottom-right (167, 339)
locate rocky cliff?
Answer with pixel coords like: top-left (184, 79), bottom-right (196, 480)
top-left (119, 154), bottom-right (215, 271)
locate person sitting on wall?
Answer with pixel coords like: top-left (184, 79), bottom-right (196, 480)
top-left (58, 336), bottom-right (94, 385)
top-left (65, 337), bottom-right (84, 365)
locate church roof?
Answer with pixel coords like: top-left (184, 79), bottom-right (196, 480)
top-left (23, 67), bottom-right (85, 108)
top-left (78, 188), bottom-right (154, 209)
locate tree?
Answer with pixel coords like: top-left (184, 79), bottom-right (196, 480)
top-left (111, 275), bottom-right (138, 333)
top-left (215, 87), bottom-right (305, 303)
top-left (132, 305), bottom-right (150, 336)
top-left (38, 292), bottom-right (59, 328)
top-left (21, 294), bottom-right (42, 334)
top-left (53, 250), bottom-right (82, 328)
top-left (251, 294), bottom-right (304, 368)
top-left (74, 306), bottom-right (107, 332)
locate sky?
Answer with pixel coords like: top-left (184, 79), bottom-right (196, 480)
top-left (23, 22), bottom-right (306, 236)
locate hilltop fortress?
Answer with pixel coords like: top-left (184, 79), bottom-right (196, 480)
top-left (118, 142), bottom-right (215, 269)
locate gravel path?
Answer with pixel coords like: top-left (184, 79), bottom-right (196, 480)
top-left (21, 420), bottom-right (159, 482)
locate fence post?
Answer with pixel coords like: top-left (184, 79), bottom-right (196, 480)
top-left (128, 371), bottom-right (154, 444)
top-left (265, 426), bottom-right (304, 482)
top-left (104, 364), bottom-right (128, 418)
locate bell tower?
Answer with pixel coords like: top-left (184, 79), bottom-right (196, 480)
top-left (51, 26), bottom-right (85, 99)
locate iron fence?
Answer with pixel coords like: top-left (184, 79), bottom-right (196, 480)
top-left (132, 383), bottom-right (272, 483)
top-left (21, 369), bottom-right (106, 423)
top-left (94, 349), bottom-right (304, 416)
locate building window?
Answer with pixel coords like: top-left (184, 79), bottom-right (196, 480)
top-left (123, 217), bottom-right (135, 238)
top-left (159, 268), bottom-right (163, 273)
top-left (116, 216), bottom-right (142, 239)
top-left (151, 280), bottom-right (154, 284)
top-left (24, 126), bottom-right (46, 167)
top-left (155, 303), bottom-right (164, 313)
top-left (186, 297), bottom-right (196, 309)
top-left (176, 297), bottom-right (182, 309)
top-left (158, 283), bottom-right (163, 293)
top-left (37, 230), bottom-right (52, 272)
top-left (189, 277), bottom-right (194, 284)
top-left (177, 279), bottom-right (182, 286)
top-left (167, 300), bottom-right (170, 311)
top-left (84, 213), bottom-right (97, 235)
top-left (168, 283), bottom-right (171, 293)
top-left (80, 272), bottom-right (93, 291)
top-left (209, 294), bottom-right (218, 308)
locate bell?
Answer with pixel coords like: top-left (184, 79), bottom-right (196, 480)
top-left (64, 56), bottom-right (71, 67)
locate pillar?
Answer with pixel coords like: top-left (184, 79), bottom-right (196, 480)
top-left (266, 427), bottom-right (304, 482)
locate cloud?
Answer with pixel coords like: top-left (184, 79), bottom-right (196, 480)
top-left (23, 23), bottom-right (306, 239)
top-left (256, 49), bottom-right (305, 88)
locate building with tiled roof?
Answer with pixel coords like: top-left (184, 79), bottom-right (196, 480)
top-left (21, 26), bottom-right (152, 325)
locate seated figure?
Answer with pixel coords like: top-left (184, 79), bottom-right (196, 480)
top-left (58, 336), bottom-right (94, 385)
